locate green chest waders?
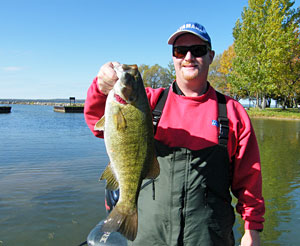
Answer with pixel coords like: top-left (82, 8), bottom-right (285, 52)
top-left (128, 91), bottom-right (235, 246)
top-left (128, 142), bottom-right (235, 246)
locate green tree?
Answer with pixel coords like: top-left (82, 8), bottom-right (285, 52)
top-left (138, 64), bottom-right (150, 87)
top-left (208, 54), bottom-right (226, 92)
top-left (166, 61), bottom-right (176, 83)
top-left (209, 45), bottom-right (245, 99)
top-left (139, 64), bottom-right (173, 88)
top-left (231, 0), bottom-right (300, 109)
top-left (273, 29), bottom-right (300, 108)
top-left (219, 44), bottom-right (243, 98)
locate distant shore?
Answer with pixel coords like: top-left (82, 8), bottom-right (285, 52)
top-left (247, 107), bottom-right (300, 120)
top-left (0, 99), bottom-right (85, 107)
top-left (2, 100), bottom-right (300, 120)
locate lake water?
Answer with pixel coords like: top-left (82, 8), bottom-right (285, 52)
top-left (0, 104), bottom-right (300, 246)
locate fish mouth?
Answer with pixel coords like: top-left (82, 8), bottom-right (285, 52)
top-left (119, 71), bottom-right (137, 103)
top-left (113, 64), bottom-right (139, 104)
top-left (122, 64), bottom-right (138, 75)
top-left (114, 85), bottom-right (136, 104)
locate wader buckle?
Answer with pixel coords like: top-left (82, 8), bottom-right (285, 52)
top-left (152, 110), bottom-right (161, 128)
top-left (218, 117), bottom-right (229, 144)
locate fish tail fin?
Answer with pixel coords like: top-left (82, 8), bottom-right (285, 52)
top-left (101, 204), bottom-right (138, 241)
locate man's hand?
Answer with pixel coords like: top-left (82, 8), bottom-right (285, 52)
top-left (241, 230), bottom-right (260, 246)
top-left (97, 61), bottom-right (120, 95)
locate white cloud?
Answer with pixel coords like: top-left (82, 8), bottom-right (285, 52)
top-left (1, 66), bottom-right (23, 72)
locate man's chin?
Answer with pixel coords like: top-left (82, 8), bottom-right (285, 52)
top-left (182, 72), bottom-right (199, 81)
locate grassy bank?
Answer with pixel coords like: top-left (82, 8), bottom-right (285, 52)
top-left (247, 107), bottom-right (300, 120)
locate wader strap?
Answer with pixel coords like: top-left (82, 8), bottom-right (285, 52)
top-left (152, 88), bottom-right (229, 147)
top-left (152, 87), bottom-right (170, 134)
top-left (216, 91), bottom-right (229, 147)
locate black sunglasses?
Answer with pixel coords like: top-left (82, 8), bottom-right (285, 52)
top-left (173, 45), bottom-right (209, 58)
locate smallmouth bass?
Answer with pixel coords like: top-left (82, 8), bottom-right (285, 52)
top-left (94, 64), bottom-right (160, 241)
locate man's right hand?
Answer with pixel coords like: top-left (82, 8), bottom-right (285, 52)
top-left (97, 61), bottom-right (120, 95)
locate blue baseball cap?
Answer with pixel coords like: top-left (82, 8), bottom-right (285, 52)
top-left (167, 22), bottom-right (211, 46)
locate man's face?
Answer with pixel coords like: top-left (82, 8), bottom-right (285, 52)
top-left (172, 33), bottom-right (214, 83)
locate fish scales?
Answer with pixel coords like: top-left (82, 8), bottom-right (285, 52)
top-left (106, 101), bottom-right (151, 208)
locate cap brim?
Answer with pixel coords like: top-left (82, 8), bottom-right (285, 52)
top-left (167, 30), bottom-right (209, 45)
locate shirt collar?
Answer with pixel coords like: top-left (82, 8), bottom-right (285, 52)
top-left (172, 81), bottom-right (209, 96)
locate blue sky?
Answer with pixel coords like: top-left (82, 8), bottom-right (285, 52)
top-left (0, 0), bottom-right (298, 99)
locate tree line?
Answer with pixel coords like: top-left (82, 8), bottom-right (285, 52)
top-left (140, 0), bottom-right (300, 109)
top-left (138, 62), bottom-right (175, 89)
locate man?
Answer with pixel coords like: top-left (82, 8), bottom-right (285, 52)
top-left (84, 22), bottom-right (265, 246)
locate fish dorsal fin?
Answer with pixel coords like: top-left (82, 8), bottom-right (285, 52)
top-left (145, 155), bottom-right (160, 179)
top-left (100, 163), bottom-right (119, 190)
top-left (113, 108), bottom-right (127, 130)
top-left (94, 116), bottom-right (105, 131)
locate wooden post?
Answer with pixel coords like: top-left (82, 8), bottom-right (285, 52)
top-left (69, 97), bottom-right (75, 105)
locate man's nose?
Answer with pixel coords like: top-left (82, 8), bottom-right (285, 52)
top-left (184, 51), bottom-right (195, 60)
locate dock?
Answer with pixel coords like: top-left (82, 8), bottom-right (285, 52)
top-left (53, 97), bottom-right (84, 113)
top-left (0, 106), bottom-right (12, 113)
top-left (53, 106), bottom-right (84, 113)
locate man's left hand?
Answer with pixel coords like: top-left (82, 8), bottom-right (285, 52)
top-left (241, 229), bottom-right (261, 246)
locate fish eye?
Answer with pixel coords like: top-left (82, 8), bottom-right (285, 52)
top-left (129, 92), bottom-right (138, 102)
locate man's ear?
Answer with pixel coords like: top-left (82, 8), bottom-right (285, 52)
top-left (209, 50), bottom-right (215, 65)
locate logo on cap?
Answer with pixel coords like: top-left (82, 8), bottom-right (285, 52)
top-left (168, 22), bottom-right (211, 46)
top-left (178, 23), bottom-right (206, 34)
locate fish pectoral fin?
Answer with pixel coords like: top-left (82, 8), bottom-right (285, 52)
top-left (100, 163), bottom-right (119, 190)
top-left (113, 108), bottom-right (127, 130)
top-left (94, 116), bottom-right (105, 131)
top-left (145, 155), bottom-right (160, 179)
top-left (101, 205), bottom-right (138, 241)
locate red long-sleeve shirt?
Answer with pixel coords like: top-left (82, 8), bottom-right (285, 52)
top-left (84, 77), bottom-right (265, 230)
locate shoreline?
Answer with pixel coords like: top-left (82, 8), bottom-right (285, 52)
top-left (249, 115), bottom-right (300, 121)
top-left (0, 100), bottom-right (84, 107)
top-left (2, 101), bottom-right (300, 120)
top-left (247, 108), bottom-right (300, 121)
